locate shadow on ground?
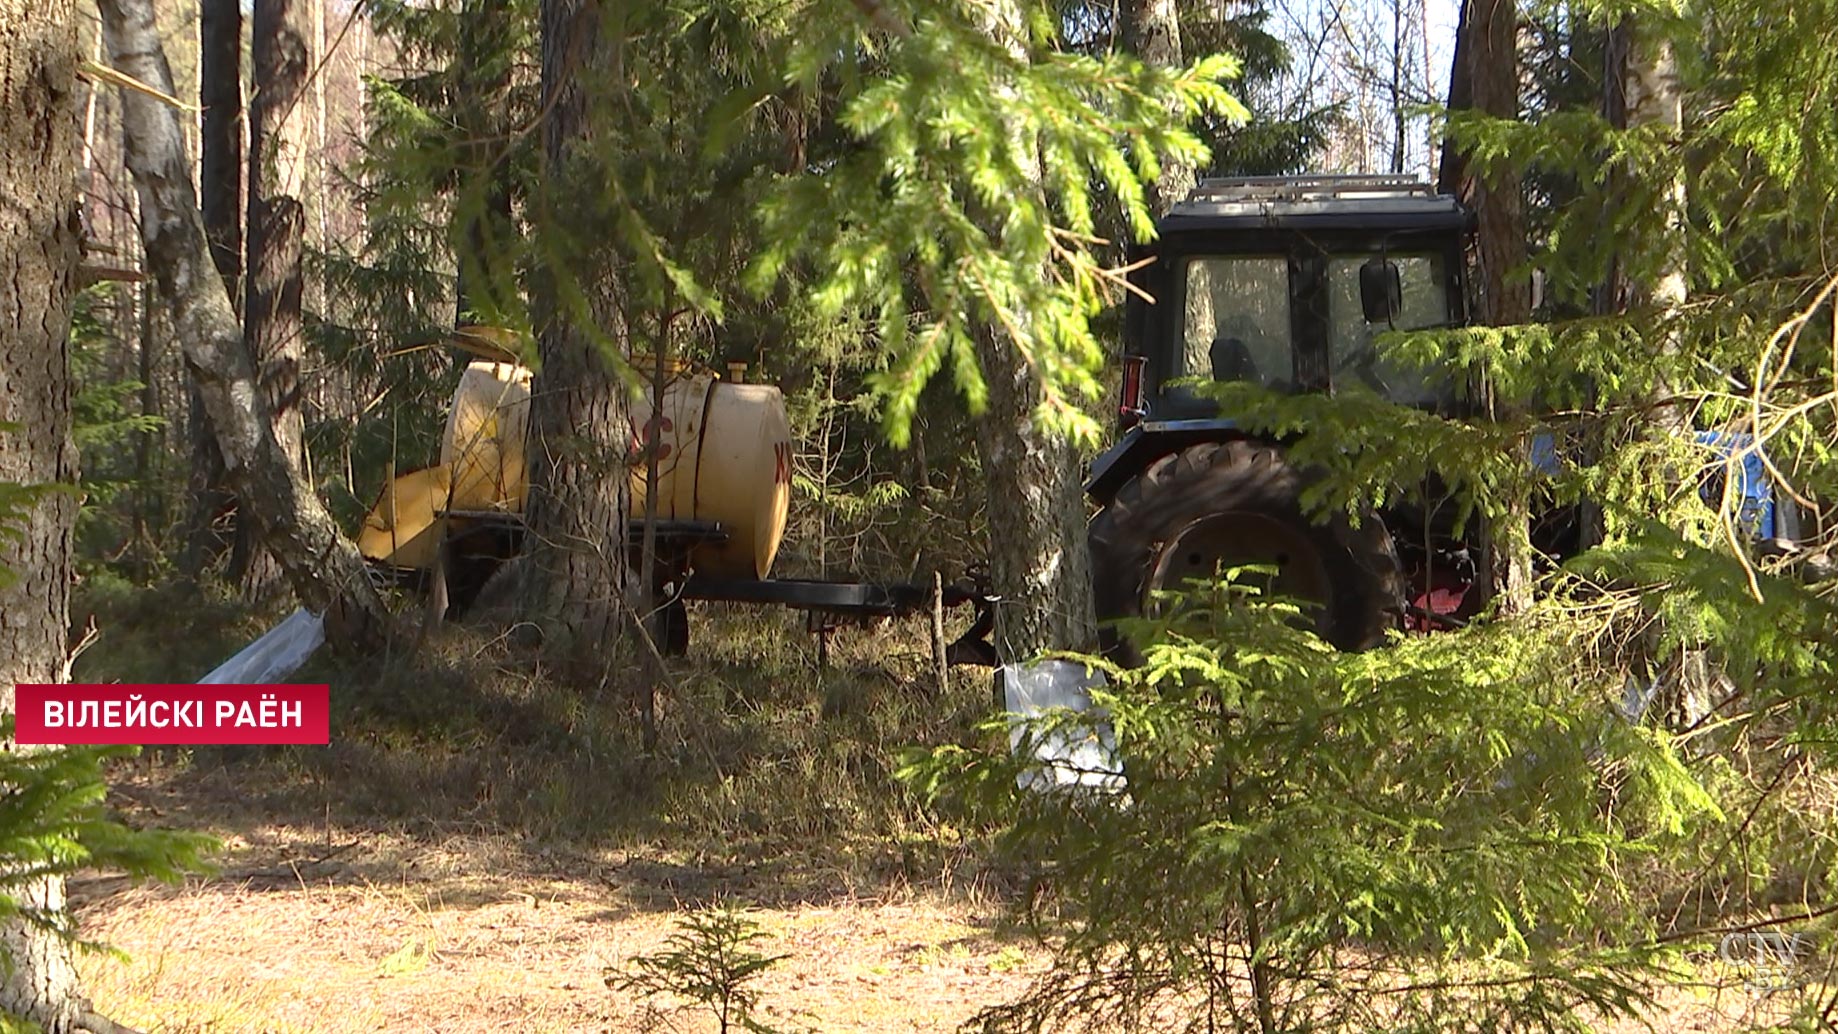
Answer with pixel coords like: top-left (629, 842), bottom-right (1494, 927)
top-left (75, 588), bottom-right (1010, 916)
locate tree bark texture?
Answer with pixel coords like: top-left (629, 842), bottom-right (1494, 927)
top-left (1624, 18), bottom-right (1685, 312)
top-left (1443, 0), bottom-right (1528, 326)
top-left (971, 336), bottom-right (1098, 659)
top-left (181, 0), bottom-right (241, 581)
top-left (99, 0), bottom-right (389, 646)
top-left (970, 0), bottom-right (1097, 660)
top-left (1623, 16), bottom-right (1705, 728)
top-left (1120, 0), bottom-right (1194, 215)
top-left (199, 0), bottom-right (241, 297)
top-left (0, 1), bottom-right (86, 1027)
top-left (1442, 0), bottom-right (1533, 614)
top-left (236, 0), bottom-right (312, 600)
top-left (521, 0), bottom-right (632, 664)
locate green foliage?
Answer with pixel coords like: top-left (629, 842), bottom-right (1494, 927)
top-left (0, 425), bottom-right (71, 591)
top-left (64, 286), bottom-right (166, 575)
top-left (751, 0), bottom-right (1245, 447)
top-left (881, 3), bottom-right (1838, 1022)
top-left (607, 906), bottom-right (791, 1034)
top-left (0, 719), bottom-right (215, 961)
top-left (902, 577), bottom-right (1717, 1032)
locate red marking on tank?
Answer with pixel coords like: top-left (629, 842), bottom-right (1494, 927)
top-left (632, 414), bottom-right (674, 462)
top-left (773, 442), bottom-right (792, 485)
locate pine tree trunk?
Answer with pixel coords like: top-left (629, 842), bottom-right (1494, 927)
top-left (970, 0), bottom-right (1097, 660)
top-left (0, 2), bottom-right (87, 1028)
top-left (1443, 0), bottom-right (1533, 615)
top-left (181, 0), bottom-right (241, 582)
top-left (199, 0), bottom-right (241, 297)
top-left (521, 0), bottom-right (631, 667)
top-left (1120, 0), bottom-right (1213, 462)
top-left (99, 0), bottom-right (390, 647)
top-left (235, 0), bottom-right (312, 603)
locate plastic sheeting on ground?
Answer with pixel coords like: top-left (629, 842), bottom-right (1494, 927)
top-left (1000, 659), bottom-right (1125, 794)
top-left (199, 607), bottom-right (325, 684)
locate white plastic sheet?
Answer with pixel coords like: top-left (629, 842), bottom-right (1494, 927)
top-left (198, 607), bottom-right (325, 684)
top-left (1000, 659), bottom-right (1125, 794)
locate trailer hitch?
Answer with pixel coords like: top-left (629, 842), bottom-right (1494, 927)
top-left (942, 564), bottom-right (999, 668)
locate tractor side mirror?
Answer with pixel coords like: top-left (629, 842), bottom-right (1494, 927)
top-left (1359, 257), bottom-right (1402, 323)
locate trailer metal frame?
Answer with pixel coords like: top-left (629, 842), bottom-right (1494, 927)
top-left (374, 510), bottom-right (1000, 666)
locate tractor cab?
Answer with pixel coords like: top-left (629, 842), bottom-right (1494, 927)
top-left (1120, 174), bottom-right (1473, 426)
top-left (1086, 175), bottom-right (1478, 656)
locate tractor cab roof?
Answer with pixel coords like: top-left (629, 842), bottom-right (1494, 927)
top-left (1158, 174), bottom-right (1472, 237)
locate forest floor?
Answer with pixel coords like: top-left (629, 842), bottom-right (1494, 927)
top-left (63, 582), bottom-right (1832, 1033)
top-left (69, 778), bottom-right (1824, 1034)
top-left (71, 811), bottom-right (1044, 1032)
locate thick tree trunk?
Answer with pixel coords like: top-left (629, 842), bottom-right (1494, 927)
top-left (199, 0), bottom-right (241, 297)
top-left (235, 0), bottom-right (312, 602)
top-left (0, 2), bottom-right (87, 1028)
top-left (1436, 0), bottom-right (1473, 196)
top-left (970, 0), bottom-right (1097, 660)
top-left (971, 337), bottom-right (1097, 658)
top-left (181, 0), bottom-right (241, 582)
top-left (99, 0), bottom-right (389, 647)
top-left (1442, 0), bottom-right (1533, 614)
top-left (521, 0), bottom-right (631, 666)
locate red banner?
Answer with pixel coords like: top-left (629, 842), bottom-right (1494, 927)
top-left (12, 684), bottom-right (330, 745)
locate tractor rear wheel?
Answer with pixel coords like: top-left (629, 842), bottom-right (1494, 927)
top-left (1088, 439), bottom-right (1404, 659)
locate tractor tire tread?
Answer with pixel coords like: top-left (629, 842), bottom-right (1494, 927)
top-left (1089, 439), bottom-right (1404, 660)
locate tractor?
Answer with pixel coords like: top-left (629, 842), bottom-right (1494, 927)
top-left (1083, 173), bottom-right (1807, 654)
top-left (1086, 174), bottom-right (1501, 651)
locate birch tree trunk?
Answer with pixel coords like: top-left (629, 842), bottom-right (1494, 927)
top-left (0, 2), bottom-right (86, 1027)
top-left (1623, 16), bottom-right (1705, 727)
top-left (520, 0), bottom-right (632, 667)
top-left (234, 0), bottom-right (313, 601)
top-left (1625, 23), bottom-right (1685, 313)
top-left (99, 0), bottom-right (390, 647)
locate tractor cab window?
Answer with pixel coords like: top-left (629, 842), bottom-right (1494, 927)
top-left (1181, 256), bottom-right (1292, 391)
top-left (1327, 254), bottom-right (1451, 406)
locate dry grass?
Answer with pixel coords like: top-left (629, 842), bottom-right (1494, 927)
top-left (70, 597), bottom-right (1039, 1032)
top-left (71, 820), bottom-right (1046, 1033)
top-left (63, 591), bottom-right (1838, 1032)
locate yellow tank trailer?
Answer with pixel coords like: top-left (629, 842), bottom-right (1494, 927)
top-left (357, 329), bottom-right (793, 582)
top-left (356, 327), bottom-right (997, 664)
